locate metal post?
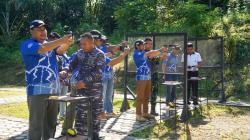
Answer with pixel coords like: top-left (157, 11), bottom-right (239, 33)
top-left (120, 35), bottom-right (130, 112)
top-left (180, 33), bottom-right (189, 122)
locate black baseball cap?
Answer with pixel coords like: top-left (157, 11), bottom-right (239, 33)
top-left (135, 39), bottom-right (145, 46)
top-left (90, 30), bottom-right (102, 39)
top-left (29, 20), bottom-right (46, 29)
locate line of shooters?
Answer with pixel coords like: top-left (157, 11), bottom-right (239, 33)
top-left (21, 20), bottom-right (202, 140)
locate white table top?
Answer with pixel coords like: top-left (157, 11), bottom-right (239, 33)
top-left (162, 81), bottom-right (182, 85)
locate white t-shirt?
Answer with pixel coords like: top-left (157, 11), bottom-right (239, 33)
top-left (181, 52), bottom-right (202, 71)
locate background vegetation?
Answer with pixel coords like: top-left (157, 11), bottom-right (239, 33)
top-left (0, 0), bottom-right (249, 100)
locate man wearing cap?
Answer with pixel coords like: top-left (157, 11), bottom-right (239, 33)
top-left (68, 32), bottom-right (105, 139)
top-left (162, 45), bottom-right (181, 108)
top-left (133, 39), bottom-right (167, 121)
top-left (20, 20), bottom-right (73, 140)
top-left (181, 43), bottom-right (202, 105)
top-left (90, 30), bottom-right (129, 119)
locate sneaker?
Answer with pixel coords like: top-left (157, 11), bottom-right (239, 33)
top-left (109, 112), bottom-right (117, 118)
top-left (136, 115), bottom-right (146, 122)
top-left (98, 112), bottom-right (107, 120)
top-left (143, 113), bottom-right (155, 119)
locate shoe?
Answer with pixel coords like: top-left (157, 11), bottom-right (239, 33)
top-left (98, 112), bottom-right (107, 120)
top-left (107, 112), bottom-right (117, 118)
top-left (136, 115), bottom-right (146, 122)
top-left (143, 113), bottom-right (155, 119)
top-left (150, 111), bottom-right (159, 116)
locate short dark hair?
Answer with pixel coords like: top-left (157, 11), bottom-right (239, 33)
top-left (80, 32), bottom-right (94, 40)
top-left (187, 42), bottom-right (193, 48)
top-left (144, 38), bottom-right (152, 42)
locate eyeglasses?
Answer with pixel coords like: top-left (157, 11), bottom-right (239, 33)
top-left (33, 26), bottom-right (46, 32)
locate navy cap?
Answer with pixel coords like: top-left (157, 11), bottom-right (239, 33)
top-left (135, 39), bottom-right (145, 47)
top-left (90, 30), bottom-right (102, 39)
top-left (101, 35), bottom-right (108, 41)
top-left (29, 20), bottom-right (45, 29)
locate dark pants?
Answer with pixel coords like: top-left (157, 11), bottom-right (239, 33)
top-left (75, 83), bottom-right (103, 137)
top-left (165, 74), bottom-right (177, 103)
top-left (187, 71), bottom-right (199, 104)
top-left (27, 94), bottom-right (58, 140)
top-left (150, 73), bottom-right (158, 112)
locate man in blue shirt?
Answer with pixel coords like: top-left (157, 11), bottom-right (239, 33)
top-left (20, 20), bottom-right (73, 140)
top-left (90, 30), bottom-right (130, 119)
top-left (133, 39), bottom-right (167, 122)
top-left (162, 45), bottom-right (181, 108)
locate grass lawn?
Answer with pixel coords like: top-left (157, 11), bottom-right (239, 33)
top-left (0, 97), bottom-right (135, 119)
top-left (0, 90), bottom-right (26, 98)
top-left (0, 102), bottom-right (29, 119)
top-left (130, 104), bottom-right (250, 139)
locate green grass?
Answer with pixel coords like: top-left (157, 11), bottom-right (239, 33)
top-left (0, 90), bottom-right (26, 98)
top-left (0, 102), bottom-right (29, 119)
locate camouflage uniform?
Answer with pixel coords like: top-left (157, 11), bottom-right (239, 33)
top-left (69, 48), bottom-right (105, 137)
top-left (148, 57), bottom-right (160, 114)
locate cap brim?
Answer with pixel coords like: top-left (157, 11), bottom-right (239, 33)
top-left (30, 23), bottom-right (46, 29)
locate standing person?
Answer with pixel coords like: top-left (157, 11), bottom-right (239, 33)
top-left (20, 20), bottom-right (73, 140)
top-left (48, 32), bottom-right (70, 120)
top-left (144, 38), bottom-right (160, 116)
top-left (162, 45), bottom-right (181, 108)
top-left (181, 42), bottom-right (202, 105)
top-left (68, 33), bottom-right (105, 139)
top-left (90, 30), bottom-right (128, 119)
top-left (133, 39), bottom-right (167, 122)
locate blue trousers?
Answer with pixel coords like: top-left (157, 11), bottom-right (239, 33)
top-left (165, 74), bottom-right (177, 103)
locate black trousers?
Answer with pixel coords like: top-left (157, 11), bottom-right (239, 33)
top-left (187, 71), bottom-right (199, 103)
